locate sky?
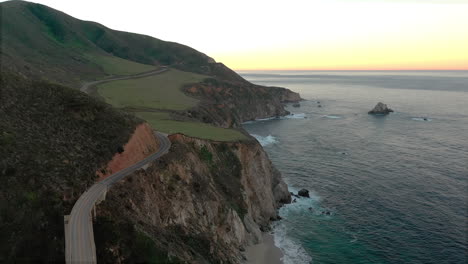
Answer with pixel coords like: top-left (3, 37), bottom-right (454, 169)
top-left (13, 0), bottom-right (468, 70)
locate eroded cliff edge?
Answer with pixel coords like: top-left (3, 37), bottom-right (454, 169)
top-left (183, 77), bottom-right (302, 128)
top-left (95, 134), bottom-right (291, 263)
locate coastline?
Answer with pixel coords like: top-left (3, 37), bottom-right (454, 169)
top-left (245, 233), bottom-right (284, 264)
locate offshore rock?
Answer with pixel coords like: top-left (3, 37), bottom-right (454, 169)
top-left (298, 189), bottom-right (310, 198)
top-left (368, 102), bottom-right (394, 115)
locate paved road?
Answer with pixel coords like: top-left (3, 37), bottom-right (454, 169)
top-left (66, 66), bottom-right (170, 263)
top-left (66, 132), bottom-right (171, 263)
top-left (80, 67), bottom-right (168, 94)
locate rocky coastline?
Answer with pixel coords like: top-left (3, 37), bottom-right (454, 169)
top-left (95, 133), bottom-right (292, 263)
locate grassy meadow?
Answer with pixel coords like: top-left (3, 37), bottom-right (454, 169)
top-left (135, 112), bottom-right (247, 141)
top-left (87, 55), bottom-right (156, 76)
top-left (97, 69), bottom-right (247, 141)
top-left (98, 69), bottom-right (203, 110)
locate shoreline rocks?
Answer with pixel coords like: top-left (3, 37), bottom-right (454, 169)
top-left (298, 189), bottom-right (310, 198)
top-left (368, 102), bottom-right (394, 115)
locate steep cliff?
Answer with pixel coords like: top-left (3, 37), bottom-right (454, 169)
top-left (183, 78), bottom-right (302, 128)
top-left (96, 123), bottom-right (159, 180)
top-left (94, 134), bottom-right (291, 263)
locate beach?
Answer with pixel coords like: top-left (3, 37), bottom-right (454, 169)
top-left (245, 233), bottom-right (283, 264)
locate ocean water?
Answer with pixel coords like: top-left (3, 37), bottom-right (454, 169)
top-left (239, 71), bottom-right (468, 264)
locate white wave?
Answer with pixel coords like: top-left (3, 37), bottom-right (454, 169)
top-left (273, 222), bottom-right (313, 264)
top-left (242, 113), bottom-right (306, 124)
top-left (282, 113), bottom-right (306, 119)
top-left (272, 187), bottom-right (318, 264)
top-left (251, 134), bottom-right (278, 146)
top-left (322, 115), bottom-right (342, 119)
top-left (256, 116), bottom-right (279, 122)
top-left (412, 117), bottom-right (432, 122)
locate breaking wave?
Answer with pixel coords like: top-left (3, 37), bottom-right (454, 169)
top-left (251, 134), bottom-right (278, 146)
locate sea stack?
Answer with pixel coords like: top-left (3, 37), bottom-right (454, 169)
top-left (368, 102), bottom-right (394, 115)
top-left (298, 188), bottom-right (310, 198)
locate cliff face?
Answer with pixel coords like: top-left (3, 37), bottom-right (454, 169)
top-left (96, 123), bottom-right (159, 180)
top-left (183, 78), bottom-right (302, 128)
top-left (94, 134), bottom-right (291, 263)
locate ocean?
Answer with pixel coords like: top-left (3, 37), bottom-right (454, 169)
top-left (239, 71), bottom-right (468, 264)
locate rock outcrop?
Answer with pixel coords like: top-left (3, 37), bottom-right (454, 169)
top-left (95, 123), bottom-right (159, 180)
top-left (368, 102), bottom-right (394, 115)
top-left (184, 79), bottom-right (302, 128)
top-left (298, 189), bottom-right (310, 198)
top-left (95, 134), bottom-right (291, 263)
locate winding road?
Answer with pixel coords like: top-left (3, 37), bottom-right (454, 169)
top-left (80, 67), bottom-right (168, 94)
top-left (66, 67), bottom-right (171, 263)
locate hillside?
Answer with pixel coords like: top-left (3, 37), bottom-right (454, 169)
top-left (0, 0), bottom-right (244, 87)
top-left (0, 71), bottom-right (142, 262)
top-left (1, 0), bottom-right (300, 129)
top-left (0, 1), bottom-right (299, 262)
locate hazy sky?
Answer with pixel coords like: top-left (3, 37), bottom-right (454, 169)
top-left (12, 0), bottom-right (468, 70)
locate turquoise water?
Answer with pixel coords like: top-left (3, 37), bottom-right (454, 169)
top-left (240, 71), bottom-right (468, 264)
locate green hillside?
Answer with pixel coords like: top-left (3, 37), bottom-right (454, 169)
top-left (96, 69), bottom-right (247, 141)
top-left (98, 69), bottom-right (204, 110)
top-left (0, 0), bottom-right (234, 88)
top-left (0, 71), bottom-right (141, 262)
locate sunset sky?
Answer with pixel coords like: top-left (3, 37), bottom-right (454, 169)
top-left (19, 0), bottom-right (468, 70)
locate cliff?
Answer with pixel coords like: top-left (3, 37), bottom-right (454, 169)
top-left (94, 134), bottom-right (291, 263)
top-left (96, 123), bottom-right (159, 180)
top-left (184, 78), bottom-right (302, 128)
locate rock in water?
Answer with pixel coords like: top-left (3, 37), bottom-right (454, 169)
top-left (368, 102), bottom-right (394, 115)
top-left (298, 188), bottom-right (310, 198)
top-left (292, 103), bottom-right (301, 108)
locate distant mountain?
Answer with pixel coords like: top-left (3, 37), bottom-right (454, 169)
top-left (1, 0), bottom-right (245, 87)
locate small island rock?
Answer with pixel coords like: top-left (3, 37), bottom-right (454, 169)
top-left (292, 103), bottom-right (301, 108)
top-left (368, 102), bottom-right (394, 115)
top-left (298, 188), bottom-right (310, 198)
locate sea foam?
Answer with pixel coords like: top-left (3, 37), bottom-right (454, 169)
top-left (251, 134), bottom-right (278, 146)
top-left (412, 117), bottom-right (432, 122)
top-left (273, 223), bottom-right (313, 264)
top-left (322, 115), bottom-right (342, 119)
top-left (273, 187), bottom-right (317, 264)
top-left (283, 113), bottom-right (306, 119)
top-left (242, 113), bottom-right (306, 124)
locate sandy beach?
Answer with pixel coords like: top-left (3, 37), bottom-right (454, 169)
top-left (245, 233), bottom-right (284, 264)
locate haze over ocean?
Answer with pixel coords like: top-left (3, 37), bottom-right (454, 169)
top-left (240, 71), bottom-right (468, 264)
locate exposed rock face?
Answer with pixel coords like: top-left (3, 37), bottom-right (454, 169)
top-left (298, 189), bottom-right (310, 198)
top-left (96, 123), bottom-right (159, 180)
top-left (368, 102), bottom-right (394, 115)
top-left (184, 79), bottom-right (302, 128)
top-left (95, 134), bottom-right (291, 263)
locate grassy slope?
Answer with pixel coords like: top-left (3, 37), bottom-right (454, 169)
top-left (98, 69), bottom-right (203, 110)
top-left (0, 71), bottom-right (141, 262)
top-left (86, 54), bottom-right (156, 76)
top-left (0, 0), bottom-right (217, 87)
top-left (97, 69), bottom-right (247, 141)
top-left (136, 112), bottom-right (246, 141)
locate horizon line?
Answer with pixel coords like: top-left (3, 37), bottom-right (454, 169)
top-left (234, 68), bottom-right (468, 71)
